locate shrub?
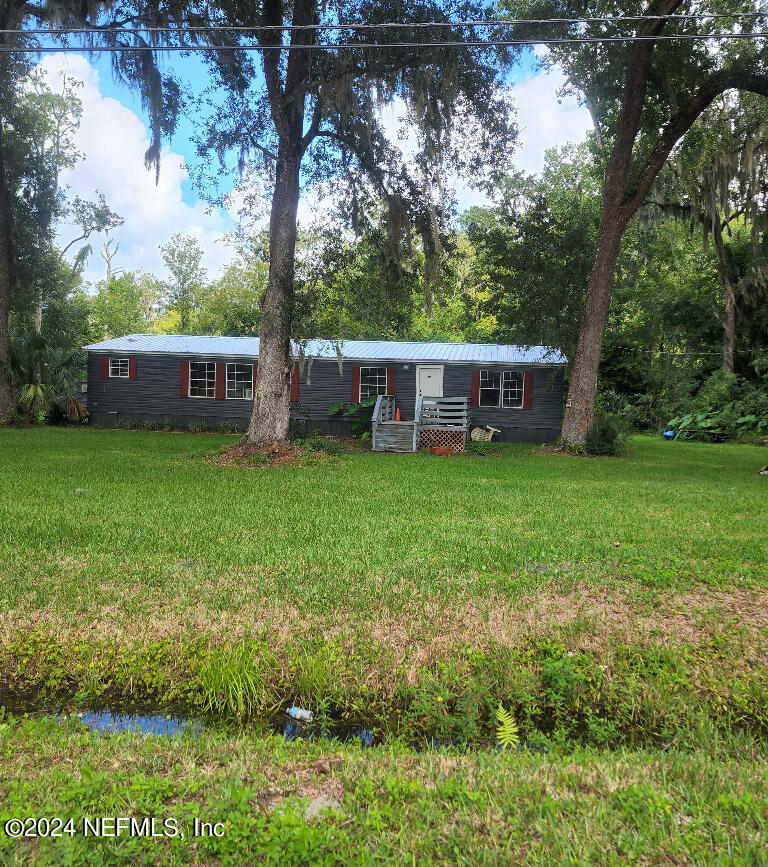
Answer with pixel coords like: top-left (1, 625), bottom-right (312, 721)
top-left (584, 412), bottom-right (630, 456)
top-left (216, 421), bottom-right (241, 434)
top-left (667, 371), bottom-right (768, 441)
top-left (327, 396), bottom-right (378, 436)
top-left (1, 409), bottom-right (30, 428)
top-left (45, 401), bottom-right (68, 426)
top-left (187, 420), bottom-right (209, 434)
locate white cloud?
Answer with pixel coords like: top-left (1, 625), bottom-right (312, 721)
top-left (513, 66), bottom-right (593, 173)
top-left (37, 55), bottom-right (234, 288)
top-left (37, 54), bottom-right (591, 287)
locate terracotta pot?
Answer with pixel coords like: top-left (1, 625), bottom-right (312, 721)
top-left (429, 446), bottom-right (453, 456)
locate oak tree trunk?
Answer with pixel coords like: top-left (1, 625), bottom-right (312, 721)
top-left (557, 0), bottom-right (693, 447)
top-left (0, 115), bottom-right (15, 418)
top-left (247, 144), bottom-right (301, 443)
top-left (559, 216), bottom-right (626, 445)
top-left (246, 0), bottom-right (315, 444)
top-left (722, 285), bottom-right (736, 373)
top-left (0, 3), bottom-right (25, 418)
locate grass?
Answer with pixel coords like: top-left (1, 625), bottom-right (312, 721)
top-left (2, 716), bottom-right (768, 865)
top-left (1, 426), bottom-right (767, 862)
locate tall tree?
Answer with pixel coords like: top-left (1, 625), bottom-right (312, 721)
top-left (650, 93), bottom-right (768, 372)
top-left (11, 68), bottom-right (84, 335)
top-left (506, 0), bottom-right (768, 445)
top-left (0, 0), bottom-right (199, 417)
top-left (87, 270), bottom-right (164, 340)
top-left (159, 233), bottom-right (207, 333)
top-left (463, 144), bottom-right (602, 360)
top-left (196, 2), bottom-right (517, 443)
top-left (59, 193), bottom-right (124, 275)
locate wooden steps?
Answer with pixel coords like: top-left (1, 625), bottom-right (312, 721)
top-left (373, 420), bottom-right (415, 452)
top-left (370, 394), bottom-right (469, 453)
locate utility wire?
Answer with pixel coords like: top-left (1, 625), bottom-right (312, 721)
top-left (5, 11), bottom-right (768, 35)
top-left (1, 33), bottom-right (768, 52)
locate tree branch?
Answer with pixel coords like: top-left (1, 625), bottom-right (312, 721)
top-left (258, 0), bottom-right (289, 141)
top-left (300, 91), bottom-right (324, 154)
top-left (313, 129), bottom-right (389, 191)
top-left (603, 0), bottom-right (687, 211)
top-left (624, 70), bottom-right (768, 217)
top-left (58, 232), bottom-right (88, 261)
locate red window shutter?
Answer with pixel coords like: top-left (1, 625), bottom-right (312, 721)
top-left (180, 361), bottom-right (189, 397)
top-left (386, 367), bottom-right (396, 395)
top-left (101, 357), bottom-right (110, 379)
top-left (522, 371), bottom-right (533, 410)
top-left (290, 364), bottom-right (299, 401)
top-left (351, 366), bottom-right (360, 403)
top-left (215, 362), bottom-right (226, 400)
top-left (128, 358), bottom-right (137, 380)
top-left (470, 369), bottom-right (481, 407)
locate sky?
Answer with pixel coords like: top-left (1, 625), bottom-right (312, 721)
top-left (36, 49), bottom-right (592, 288)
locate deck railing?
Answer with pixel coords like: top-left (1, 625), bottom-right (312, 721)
top-left (419, 396), bottom-right (470, 430)
top-left (373, 394), bottom-right (469, 451)
top-left (413, 395), bottom-right (424, 451)
top-left (371, 394), bottom-right (396, 443)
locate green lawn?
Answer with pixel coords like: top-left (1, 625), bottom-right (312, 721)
top-left (2, 717), bottom-right (767, 865)
top-left (1, 427), bottom-right (767, 863)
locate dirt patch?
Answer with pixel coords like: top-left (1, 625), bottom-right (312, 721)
top-left (3, 583), bottom-right (766, 670)
top-left (215, 439), bottom-right (304, 467)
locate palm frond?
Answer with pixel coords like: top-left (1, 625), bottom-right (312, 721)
top-left (495, 703), bottom-right (519, 751)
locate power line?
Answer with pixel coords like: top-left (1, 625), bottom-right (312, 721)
top-left (1, 32), bottom-right (767, 53)
top-left (5, 11), bottom-right (768, 36)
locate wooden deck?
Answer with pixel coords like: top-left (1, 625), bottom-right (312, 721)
top-left (371, 395), bottom-right (469, 452)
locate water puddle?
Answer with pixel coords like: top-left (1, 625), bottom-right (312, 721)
top-left (0, 695), bottom-right (379, 746)
top-left (69, 709), bottom-right (202, 737)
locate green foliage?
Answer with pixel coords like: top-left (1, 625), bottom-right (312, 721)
top-left (193, 254), bottom-right (267, 336)
top-left (495, 704), bottom-right (520, 750)
top-left (9, 328), bottom-right (86, 417)
top-left (159, 234), bottom-right (207, 334)
top-left (216, 421), bottom-right (241, 434)
top-left (667, 370), bottom-right (768, 440)
top-left (86, 272), bottom-right (164, 341)
top-left (186, 420), bottom-right (209, 434)
top-left (463, 145), bottom-right (601, 358)
top-left (327, 396), bottom-right (378, 436)
top-left (583, 413), bottom-right (631, 457)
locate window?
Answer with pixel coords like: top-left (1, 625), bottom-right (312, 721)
top-left (479, 370), bottom-right (501, 407)
top-left (189, 361), bottom-right (216, 398)
top-left (501, 371), bottom-right (524, 409)
top-left (226, 363), bottom-right (253, 399)
top-left (359, 367), bottom-right (387, 399)
top-left (479, 370), bottom-right (524, 408)
top-left (109, 358), bottom-right (129, 378)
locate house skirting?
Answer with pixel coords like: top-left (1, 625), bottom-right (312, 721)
top-left (419, 428), bottom-right (467, 452)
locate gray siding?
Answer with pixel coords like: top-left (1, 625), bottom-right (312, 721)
top-left (87, 352), bottom-right (564, 442)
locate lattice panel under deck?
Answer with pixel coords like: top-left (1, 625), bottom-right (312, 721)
top-left (419, 428), bottom-right (466, 452)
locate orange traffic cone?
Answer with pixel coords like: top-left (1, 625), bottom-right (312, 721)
top-left (395, 408), bottom-right (401, 421)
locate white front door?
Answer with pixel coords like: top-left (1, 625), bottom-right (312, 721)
top-left (416, 365), bottom-right (444, 402)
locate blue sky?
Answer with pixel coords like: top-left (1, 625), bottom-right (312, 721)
top-left (36, 48), bottom-right (591, 287)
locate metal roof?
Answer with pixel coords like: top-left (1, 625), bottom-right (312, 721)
top-left (83, 334), bottom-right (566, 365)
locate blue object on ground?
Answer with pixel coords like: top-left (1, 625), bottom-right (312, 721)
top-left (662, 430), bottom-right (676, 440)
top-left (286, 707), bottom-right (314, 722)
